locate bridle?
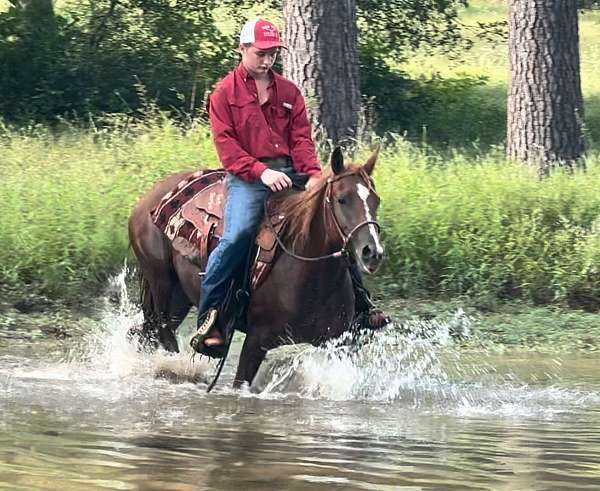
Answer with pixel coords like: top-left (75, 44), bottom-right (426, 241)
top-left (264, 168), bottom-right (381, 262)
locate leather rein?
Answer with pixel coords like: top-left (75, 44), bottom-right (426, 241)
top-left (264, 168), bottom-right (381, 262)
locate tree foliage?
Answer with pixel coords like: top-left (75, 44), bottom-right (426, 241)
top-left (0, 0), bottom-right (466, 123)
top-left (0, 0), bottom-right (233, 120)
top-left (228, 0), bottom-right (467, 60)
top-left (357, 0), bottom-right (467, 60)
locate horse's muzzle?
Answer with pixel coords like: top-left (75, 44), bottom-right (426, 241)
top-left (360, 243), bottom-right (384, 274)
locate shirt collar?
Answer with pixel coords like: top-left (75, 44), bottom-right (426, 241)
top-left (237, 63), bottom-right (275, 87)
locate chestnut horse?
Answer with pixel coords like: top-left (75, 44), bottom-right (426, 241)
top-left (128, 147), bottom-right (384, 388)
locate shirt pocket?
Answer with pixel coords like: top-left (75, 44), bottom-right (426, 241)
top-left (273, 105), bottom-right (291, 133)
top-left (229, 100), bottom-right (261, 134)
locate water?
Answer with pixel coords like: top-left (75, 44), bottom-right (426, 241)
top-left (1, 274), bottom-right (600, 490)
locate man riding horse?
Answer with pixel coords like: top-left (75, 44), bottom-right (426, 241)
top-left (190, 19), bottom-right (389, 357)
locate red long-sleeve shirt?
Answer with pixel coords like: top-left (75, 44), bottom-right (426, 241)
top-left (208, 63), bottom-right (322, 182)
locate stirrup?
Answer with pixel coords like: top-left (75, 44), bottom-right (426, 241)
top-left (190, 309), bottom-right (227, 359)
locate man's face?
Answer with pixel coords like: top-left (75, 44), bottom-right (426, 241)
top-left (240, 45), bottom-right (279, 78)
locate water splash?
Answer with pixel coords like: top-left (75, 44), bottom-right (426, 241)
top-left (257, 310), bottom-right (470, 402)
top-left (254, 311), bottom-right (600, 417)
top-left (4, 269), bottom-right (599, 418)
top-left (10, 267), bottom-right (212, 389)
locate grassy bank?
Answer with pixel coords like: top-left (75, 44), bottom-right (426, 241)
top-left (1, 123), bottom-right (599, 312)
top-left (1, 0), bottom-right (598, 352)
top-left (376, 143), bottom-right (600, 310)
top-left (377, 296), bottom-right (600, 353)
top-left (0, 119), bottom-right (218, 295)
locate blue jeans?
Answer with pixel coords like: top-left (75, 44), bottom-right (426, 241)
top-left (198, 170), bottom-right (289, 314)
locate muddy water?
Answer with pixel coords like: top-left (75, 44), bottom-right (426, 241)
top-left (1, 279), bottom-right (600, 490)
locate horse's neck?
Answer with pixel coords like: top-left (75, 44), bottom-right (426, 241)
top-left (266, 197), bottom-right (352, 311)
top-left (281, 202), bottom-right (348, 279)
top-left (292, 195), bottom-right (342, 257)
top-left (276, 248), bottom-right (350, 295)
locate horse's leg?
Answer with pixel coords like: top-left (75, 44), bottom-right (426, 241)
top-left (128, 170), bottom-right (196, 352)
top-left (233, 333), bottom-right (267, 389)
top-left (131, 258), bottom-right (180, 353)
top-left (163, 280), bottom-right (192, 349)
top-left (148, 270), bottom-right (182, 353)
top-left (132, 270), bottom-right (160, 350)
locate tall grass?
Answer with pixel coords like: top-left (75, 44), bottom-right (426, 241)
top-left (376, 142), bottom-right (600, 308)
top-left (1, 120), bottom-right (599, 310)
top-left (1, 0), bottom-right (598, 311)
top-left (0, 117), bottom-right (219, 295)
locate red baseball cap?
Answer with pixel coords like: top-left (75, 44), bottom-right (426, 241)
top-left (239, 19), bottom-right (287, 50)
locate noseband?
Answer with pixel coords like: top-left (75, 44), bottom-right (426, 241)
top-left (265, 168), bottom-right (381, 262)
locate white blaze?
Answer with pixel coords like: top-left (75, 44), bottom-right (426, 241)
top-left (357, 183), bottom-right (384, 255)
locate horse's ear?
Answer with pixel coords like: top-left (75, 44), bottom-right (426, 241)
top-left (363, 144), bottom-right (380, 176)
top-left (330, 146), bottom-right (344, 175)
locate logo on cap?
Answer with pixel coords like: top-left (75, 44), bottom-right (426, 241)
top-left (240, 19), bottom-right (287, 50)
top-left (261, 24), bottom-right (277, 38)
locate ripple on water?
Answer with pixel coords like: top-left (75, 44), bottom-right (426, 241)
top-left (2, 270), bottom-right (600, 490)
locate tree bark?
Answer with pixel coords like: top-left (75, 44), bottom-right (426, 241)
top-left (22, 0), bottom-right (56, 26)
top-left (12, 0), bottom-right (58, 39)
top-left (282, 0), bottom-right (361, 145)
top-left (507, 0), bottom-right (585, 173)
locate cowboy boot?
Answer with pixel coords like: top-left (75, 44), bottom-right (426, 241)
top-left (348, 263), bottom-right (391, 329)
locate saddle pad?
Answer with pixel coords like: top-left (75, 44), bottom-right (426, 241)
top-left (181, 180), bottom-right (226, 236)
top-left (151, 169), bottom-right (226, 240)
top-left (151, 168), bottom-right (286, 290)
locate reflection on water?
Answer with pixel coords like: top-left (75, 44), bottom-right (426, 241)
top-left (1, 273), bottom-right (600, 490)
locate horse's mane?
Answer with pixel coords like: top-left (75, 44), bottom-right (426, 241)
top-left (268, 165), bottom-right (361, 253)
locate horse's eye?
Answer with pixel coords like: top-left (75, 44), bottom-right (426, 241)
top-left (337, 197), bottom-right (347, 205)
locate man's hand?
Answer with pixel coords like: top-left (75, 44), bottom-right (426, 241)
top-left (261, 168), bottom-right (292, 192)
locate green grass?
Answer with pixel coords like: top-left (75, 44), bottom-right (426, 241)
top-left (475, 305), bottom-right (600, 352)
top-left (374, 142), bottom-right (600, 308)
top-left (1, 120), bottom-right (599, 312)
top-left (377, 296), bottom-right (600, 352)
top-left (0, 117), bottom-right (219, 295)
top-left (1, 0), bottom-right (599, 306)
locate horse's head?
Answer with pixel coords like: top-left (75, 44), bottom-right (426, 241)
top-left (326, 146), bottom-right (384, 274)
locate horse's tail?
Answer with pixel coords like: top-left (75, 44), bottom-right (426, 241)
top-left (125, 235), bottom-right (151, 315)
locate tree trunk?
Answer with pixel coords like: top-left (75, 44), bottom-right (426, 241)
top-left (23, 0), bottom-right (56, 28)
top-left (507, 0), bottom-right (585, 173)
top-left (282, 0), bottom-right (361, 145)
top-left (24, 0), bottom-right (54, 15)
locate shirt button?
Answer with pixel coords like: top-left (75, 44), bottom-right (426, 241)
top-left (275, 144), bottom-right (279, 148)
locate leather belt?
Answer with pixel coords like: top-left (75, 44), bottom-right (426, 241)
top-left (261, 156), bottom-right (293, 169)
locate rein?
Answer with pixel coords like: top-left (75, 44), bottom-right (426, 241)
top-left (263, 169), bottom-right (381, 262)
